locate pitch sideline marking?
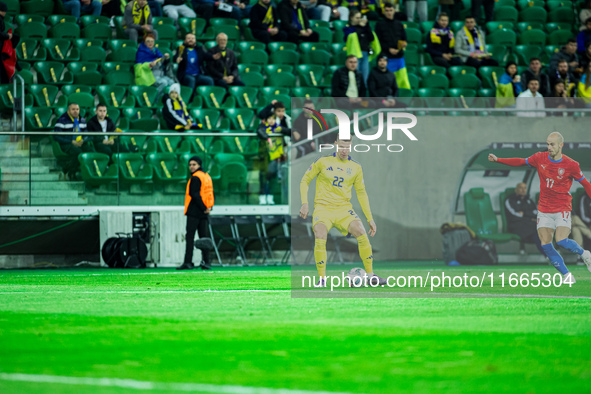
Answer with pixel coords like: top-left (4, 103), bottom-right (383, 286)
top-left (0, 373), bottom-right (361, 394)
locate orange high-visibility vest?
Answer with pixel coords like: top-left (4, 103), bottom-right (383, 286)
top-left (184, 171), bottom-right (214, 214)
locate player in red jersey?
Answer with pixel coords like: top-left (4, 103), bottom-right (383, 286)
top-left (489, 132), bottom-right (591, 284)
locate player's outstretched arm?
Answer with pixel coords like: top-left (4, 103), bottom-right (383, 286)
top-left (579, 178), bottom-right (591, 199)
top-left (488, 154), bottom-right (527, 167)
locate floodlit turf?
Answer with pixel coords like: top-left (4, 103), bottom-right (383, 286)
top-left (1, 265), bottom-right (591, 394)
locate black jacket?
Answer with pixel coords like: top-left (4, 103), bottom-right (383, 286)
top-left (277, 0), bottom-right (311, 35)
top-left (86, 115), bottom-right (117, 144)
top-left (186, 169), bottom-right (208, 218)
top-left (375, 17), bottom-right (406, 59)
top-left (207, 45), bottom-right (240, 81)
top-left (505, 193), bottom-right (538, 238)
top-left (521, 69), bottom-right (551, 98)
top-left (425, 22), bottom-right (455, 57)
top-left (331, 66), bottom-right (366, 98)
top-left (367, 66), bottom-right (398, 97)
top-left (249, 2), bottom-right (280, 33)
top-left (256, 122), bottom-right (291, 140)
top-left (174, 45), bottom-right (213, 83)
top-left (257, 104), bottom-right (291, 128)
top-left (292, 112), bottom-right (318, 157)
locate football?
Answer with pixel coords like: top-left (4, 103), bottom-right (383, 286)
top-left (346, 267), bottom-right (366, 288)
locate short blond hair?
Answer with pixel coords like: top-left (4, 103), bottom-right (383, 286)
top-left (548, 131), bottom-right (564, 144)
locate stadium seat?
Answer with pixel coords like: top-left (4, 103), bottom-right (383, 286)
top-left (112, 153), bottom-right (154, 190)
top-left (292, 87), bottom-right (322, 98)
top-left (418, 65), bottom-right (446, 78)
top-left (49, 22), bottom-right (80, 39)
top-left (264, 64), bottom-right (294, 75)
top-left (417, 88), bottom-right (446, 97)
top-left (267, 42), bottom-right (298, 53)
top-left (5, 0), bottom-right (20, 17)
top-left (154, 24), bottom-right (178, 41)
top-left (15, 21), bottom-right (47, 39)
top-left (14, 69), bottom-right (34, 85)
top-left (447, 88), bottom-right (477, 97)
top-left (80, 46), bottom-right (107, 63)
top-left (297, 64), bottom-right (327, 88)
top-left (513, 45), bottom-right (543, 66)
top-left (519, 7), bottom-right (547, 23)
top-left (486, 21), bottom-right (515, 33)
top-left (516, 0), bottom-right (544, 9)
top-left (68, 64), bottom-right (103, 86)
top-left (47, 15), bottom-right (77, 26)
top-left (548, 30), bottom-right (574, 46)
top-left (487, 29), bottom-right (517, 46)
top-left (103, 62), bottom-right (133, 73)
top-left (408, 73), bottom-right (420, 90)
top-left (224, 108), bottom-right (256, 131)
top-left (129, 85), bottom-right (161, 109)
top-left (108, 47), bottom-right (138, 63)
top-left (122, 108), bottom-right (159, 131)
top-left (228, 86), bottom-right (262, 109)
top-left (108, 40), bottom-right (138, 52)
top-left (518, 29), bottom-right (546, 46)
top-left (546, 1), bottom-right (570, 11)
top-left (43, 39), bottom-right (80, 62)
top-left (259, 86), bottom-right (291, 101)
top-left (67, 92), bottom-right (95, 109)
top-left (178, 17), bottom-right (207, 37)
top-left (451, 73), bottom-right (481, 89)
top-left (548, 8), bottom-right (574, 23)
top-left (464, 187), bottom-right (521, 243)
top-left (190, 108), bottom-right (224, 131)
top-left (405, 27), bottom-right (423, 45)
top-left (240, 72), bottom-right (265, 87)
top-left (420, 73), bottom-right (450, 89)
top-left (145, 152), bottom-right (188, 190)
top-left (449, 21), bottom-right (464, 33)
top-left (266, 72), bottom-right (297, 88)
top-left (515, 21), bottom-right (545, 33)
top-left (146, 130), bottom-right (185, 155)
top-left (16, 39), bottom-right (47, 62)
top-left (447, 66), bottom-right (477, 79)
top-left (20, 0), bottom-right (54, 16)
top-left (270, 50), bottom-right (300, 67)
top-left (478, 88), bottom-right (495, 97)
top-left (80, 15), bottom-right (110, 27)
top-left (545, 22), bottom-right (572, 32)
top-left (83, 23), bottom-right (113, 41)
top-left (302, 49), bottom-right (332, 67)
top-left (78, 152), bottom-right (119, 188)
top-left (239, 49), bottom-right (269, 66)
top-left (196, 86), bottom-right (236, 110)
top-left (28, 85), bottom-right (67, 109)
top-left (96, 85), bottom-right (135, 109)
top-left (486, 44), bottom-right (510, 66)
top-left (24, 107), bottom-right (56, 131)
top-left (494, 6), bottom-right (519, 23)
top-left (118, 129), bottom-right (149, 153)
top-left (404, 46), bottom-right (421, 67)
top-left (238, 64), bottom-right (262, 74)
top-left (237, 41), bottom-right (266, 53)
top-left (34, 62), bottom-right (74, 85)
top-left (313, 26), bottom-right (333, 43)
top-left (104, 71), bottom-right (134, 86)
top-left (332, 20), bottom-right (346, 43)
top-left (74, 39), bottom-right (105, 50)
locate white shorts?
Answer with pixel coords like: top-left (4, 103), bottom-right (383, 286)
top-left (537, 211), bottom-right (572, 230)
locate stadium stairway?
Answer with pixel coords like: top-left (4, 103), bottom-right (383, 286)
top-left (0, 139), bottom-right (87, 205)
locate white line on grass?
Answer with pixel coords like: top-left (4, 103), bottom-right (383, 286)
top-left (2, 271), bottom-right (274, 278)
top-left (0, 373), bottom-right (362, 394)
top-left (0, 290), bottom-right (291, 294)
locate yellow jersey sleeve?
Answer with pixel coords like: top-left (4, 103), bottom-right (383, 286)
top-left (300, 157), bottom-right (323, 205)
top-left (354, 167), bottom-right (373, 222)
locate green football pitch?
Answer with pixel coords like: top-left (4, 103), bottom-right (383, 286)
top-left (1, 264), bottom-right (590, 394)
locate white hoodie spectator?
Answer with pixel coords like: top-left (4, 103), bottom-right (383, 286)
top-left (516, 79), bottom-right (546, 117)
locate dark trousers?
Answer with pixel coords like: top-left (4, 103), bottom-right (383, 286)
top-left (93, 140), bottom-right (129, 157)
top-left (184, 215), bottom-right (211, 266)
top-left (60, 142), bottom-right (93, 177)
top-left (286, 30), bottom-right (319, 44)
top-left (471, 0), bottom-right (494, 24)
top-left (214, 77), bottom-right (245, 89)
top-left (465, 57), bottom-right (499, 69)
top-left (432, 55), bottom-right (463, 68)
top-left (252, 28), bottom-right (288, 45)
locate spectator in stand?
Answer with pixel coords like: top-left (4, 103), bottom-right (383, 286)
top-left (249, 0), bottom-right (288, 44)
top-left (291, 99), bottom-right (317, 158)
top-left (375, 3), bottom-right (410, 89)
top-left (549, 39), bottom-right (579, 76)
top-left (520, 57), bottom-right (550, 98)
top-left (175, 34), bottom-right (220, 98)
top-left (87, 104), bottom-right (128, 157)
top-left (577, 62), bottom-right (591, 108)
top-left (578, 18), bottom-right (591, 56)
top-left (367, 55), bottom-right (405, 108)
top-left (405, 0), bottom-right (427, 23)
top-left (123, 0), bottom-right (158, 42)
top-left (546, 80), bottom-right (576, 115)
top-left (0, 2), bottom-right (19, 85)
top-left (347, 0), bottom-right (380, 20)
top-left (332, 55), bottom-right (367, 109)
top-left (54, 103), bottom-right (92, 181)
top-left (63, 0), bottom-right (102, 20)
top-left (579, 42), bottom-right (591, 71)
top-left (311, 0), bottom-right (349, 22)
top-left (207, 33), bottom-right (244, 89)
top-left (550, 59), bottom-right (576, 97)
top-left (496, 61), bottom-right (522, 108)
top-left (438, 0), bottom-right (461, 22)
top-left (516, 78), bottom-right (546, 117)
top-left (162, 84), bottom-right (202, 131)
top-left (580, 0), bottom-right (591, 31)
top-left (426, 13), bottom-right (461, 68)
top-left (134, 34), bottom-right (173, 97)
top-left (258, 100), bottom-right (292, 129)
top-left (572, 194), bottom-right (591, 249)
top-left (278, 0), bottom-right (320, 44)
top-left (344, 10), bottom-right (381, 83)
top-left (471, 0), bottom-right (493, 25)
top-left (190, 0), bottom-right (247, 23)
top-left (159, 0), bottom-right (196, 21)
top-left (454, 16), bottom-right (497, 69)
top-left (101, 0), bottom-right (122, 17)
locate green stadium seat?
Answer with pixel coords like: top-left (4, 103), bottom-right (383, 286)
top-left (80, 46), bottom-right (107, 63)
top-left (112, 153), bottom-right (154, 186)
top-left (297, 64), bottom-right (327, 88)
top-left (210, 17), bottom-right (238, 27)
top-left (28, 85), bottom-right (67, 108)
top-left (14, 69), bottom-right (34, 85)
top-left (404, 46), bottom-right (421, 67)
top-left (447, 88), bottom-right (477, 97)
top-left (238, 41), bottom-right (266, 53)
top-left (96, 85), bottom-right (136, 109)
top-left (519, 7), bottom-right (547, 23)
top-left (228, 86), bottom-right (263, 109)
top-left (548, 30), bottom-right (574, 46)
top-left (82, 23), bottom-right (112, 41)
top-left (24, 107), bottom-right (55, 131)
top-left (485, 21), bottom-right (515, 33)
top-left (451, 73), bottom-right (481, 89)
top-left (548, 8), bottom-right (574, 23)
top-left (42, 39), bottom-right (80, 62)
top-left (292, 87), bottom-right (322, 98)
top-left (447, 66), bottom-right (477, 79)
top-left (264, 64), bottom-right (294, 75)
top-left (34, 61), bottom-right (74, 85)
top-left (516, 21), bottom-right (545, 33)
top-left (487, 44), bottom-right (510, 66)
top-left (259, 86), bottom-right (290, 102)
top-left (196, 86), bottom-right (236, 109)
top-left (310, 19), bottom-right (330, 28)
top-left (154, 24), bottom-right (178, 41)
top-left (420, 21), bottom-right (434, 33)
top-left (118, 129), bottom-right (149, 153)
top-left (332, 20), bottom-right (346, 43)
top-left (301, 49), bottom-right (332, 67)
top-left (104, 70), bottom-right (134, 86)
top-left (122, 108), bottom-right (159, 131)
top-left (402, 20), bottom-right (421, 30)
top-left (494, 6), bottom-right (519, 23)
top-left (108, 39), bottom-right (138, 52)
top-left (266, 72), bottom-right (297, 88)
top-left (518, 29), bottom-right (546, 46)
top-left (190, 108), bottom-right (225, 131)
top-left (330, 43), bottom-right (347, 66)
top-left (313, 26), bottom-right (333, 43)
top-left (546, 1), bottom-right (571, 11)
top-left (15, 21), bottom-right (47, 39)
top-left (5, 0), bottom-right (20, 17)
top-left (153, 16), bottom-right (176, 26)
top-left (129, 85), bottom-right (161, 109)
top-left (67, 92), bottom-right (95, 109)
top-left (68, 64), bottom-right (103, 86)
top-left (479, 66), bottom-right (505, 89)
top-left (418, 65), bottom-right (446, 78)
top-left (405, 28), bottom-right (423, 45)
top-left (420, 73), bottom-right (449, 89)
top-left (240, 72), bottom-right (265, 87)
top-left (178, 17), bottom-right (207, 37)
top-left (267, 42), bottom-right (297, 52)
top-left (49, 22), bottom-right (80, 39)
top-left (74, 39), bottom-right (105, 50)
top-left (464, 187), bottom-right (521, 243)
top-left (545, 22), bottom-right (572, 32)
top-left (408, 73), bottom-right (420, 90)
top-left (16, 39), bottom-right (47, 62)
top-left (224, 108), bottom-right (256, 131)
top-left (47, 15), bottom-right (76, 26)
top-left (516, 0), bottom-right (544, 9)
top-left (80, 15), bottom-right (111, 27)
top-left (450, 21), bottom-right (465, 33)
top-left (102, 62), bottom-right (133, 73)
top-left (146, 152), bottom-right (188, 190)
top-left (239, 49), bottom-right (269, 66)
top-left (487, 29), bottom-right (517, 46)
top-left (270, 49), bottom-right (300, 66)
top-left (513, 45), bottom-right (543, 65)
top-left (15, 14), bottom-right (44, 26)
top-left (20, 0), bottom-right (54, 16)
top-left (417, 87), bottom-right (446, 97)
top-left (146, 131), bottom-right (185, 155)
top-left (78, 152), bottom-right (119, 188)
top-left (107, 46), bottom-right (138, 63)
top-left (478, 88), bottom-right (495, 97)
top-left (238, 64), bottom-right (262, 74)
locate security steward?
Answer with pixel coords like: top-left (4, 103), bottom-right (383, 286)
top-left (179, 156), bottom-right (214, 270)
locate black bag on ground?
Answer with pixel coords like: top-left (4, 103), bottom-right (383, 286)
top-left (102, 234), bottom-right (148, 268)
top-left (455, 239), bottom-right (498, 265)
top-left (441, 223), bottom-right (474, 264)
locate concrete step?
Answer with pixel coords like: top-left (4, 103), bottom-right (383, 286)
top-left (2, 173), bottom-right (61, 182)
top-left (1, 181), bottom-right (84, 192)
top-left (0, 166), bottom-right (50, 174)
top-left (0, 157), bottom-right (56, 167)
top-left (7, 196), bottom-right (88, 205)
top-left (0, 149), bottom-right (29, 158)
top-left (8, 189), bottom-right (81, 199)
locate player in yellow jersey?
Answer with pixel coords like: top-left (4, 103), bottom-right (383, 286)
top-left (300, 136), bottom-right (387, 287)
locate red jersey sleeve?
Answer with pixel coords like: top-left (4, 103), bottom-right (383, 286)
top-left (525, 152), bottom-right (541, 168)
top-left (571, 161), bottom-right (585, 182)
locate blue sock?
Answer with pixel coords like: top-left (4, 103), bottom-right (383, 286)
top-left (541, 243), bottom-right (569, 275)
top-left (556, 238), bottom-right (584, 255)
